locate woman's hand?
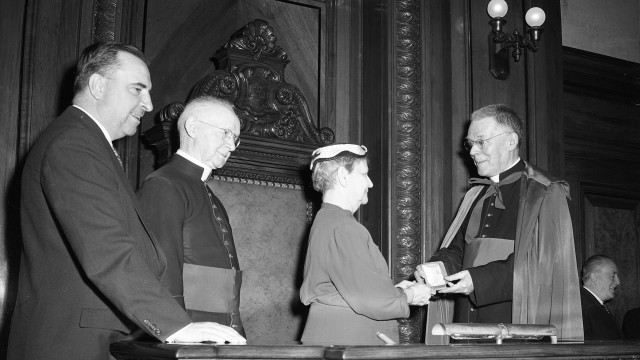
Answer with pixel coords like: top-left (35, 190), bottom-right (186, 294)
top-left (400, 282), bottom-right (436, 306)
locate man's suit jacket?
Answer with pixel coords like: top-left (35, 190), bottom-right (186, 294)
top-left (580, 287), bottom-right (624, 340)
top-left (7, 106), bottom-right (192, 360)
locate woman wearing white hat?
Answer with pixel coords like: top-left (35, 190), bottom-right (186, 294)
top-left (299, 144), bottom-right (433, 345)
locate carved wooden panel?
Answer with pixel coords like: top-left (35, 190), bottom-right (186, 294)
top-left (145, 19), bottom-right (334, 186)
top-left (392, 0), bottom-right (423, 344)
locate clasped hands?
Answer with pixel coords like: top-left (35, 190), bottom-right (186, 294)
top-left (394, 280), bottom-right (436, 306)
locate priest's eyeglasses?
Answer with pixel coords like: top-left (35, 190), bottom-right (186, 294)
top-left (197, 120), bottom-right (241, 147)
top-left (463, 132), bottom-right (510, 151)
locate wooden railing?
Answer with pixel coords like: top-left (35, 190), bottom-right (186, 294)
top-left (111, 340), bottom-right (640, 360)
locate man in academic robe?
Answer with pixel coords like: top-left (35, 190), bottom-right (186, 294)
top-left (7, 43), bottom-right (245, 360)
top-left (580, 255), bottom-right (624, 340)
top-left (416, 104), bottom-right (583, 342)
top-left (137, 96), bottom-right (245, 337)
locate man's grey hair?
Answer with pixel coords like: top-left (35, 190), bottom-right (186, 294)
top-left (177, 96), bottom-right (236, 144)
top-left (471, 104), bottom-right (524, 150)
top-left (581, 254), bottom-right (614, 284)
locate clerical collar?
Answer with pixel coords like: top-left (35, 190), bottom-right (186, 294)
top-left (73, 105), bottom-right (113, 145)
top-left (490, 157), bottom-right (522, 183)
top-left (583, 286), bottom-right (605, 305)
top-left (176, 149), bottom-right (212, 181)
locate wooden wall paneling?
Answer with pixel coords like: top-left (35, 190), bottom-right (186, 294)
top-left (140, 0), bottom-right (238, 182)
top-left (563, 46), bottom-right (640, 331)
top-left (361, 0), bottom-right (390, 256)
top-left (0, 1), bottom-right (28, 356)
top-left (420, 0), bottom-right (461, 344)
top-left (421, 0), bottom-right (453, 261)
top-left (525, 0), bottom-right (564, 176)
top-left (448, 0), bottom-right (472, 223)
top-left (334, 0), bottom-right (362, 143)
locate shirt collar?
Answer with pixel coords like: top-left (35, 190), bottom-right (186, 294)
top-left (176, 149), bottom-right (212, 181)
top-left (583, 286), bottom-right (605, 305)
top-left (73, 105), bottom-right (113, 145)
top-left (490, 157), bottom-right (522, 183)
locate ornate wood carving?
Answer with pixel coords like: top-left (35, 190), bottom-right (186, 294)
top-left (92, 0), bottom-right (118, 42)
top-left (393, 0), bottom-right (423, 344)
top-left (146, 19), bottom-right (334, 186)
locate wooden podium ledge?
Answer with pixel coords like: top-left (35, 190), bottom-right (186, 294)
top-left (111, 340), bottom-right (640, 360)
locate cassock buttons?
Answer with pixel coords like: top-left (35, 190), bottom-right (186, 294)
top-left (143, 319), bottom-right (161, 336)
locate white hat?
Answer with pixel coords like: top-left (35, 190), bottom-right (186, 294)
top-left (310, 144), bottom-right (368, 171)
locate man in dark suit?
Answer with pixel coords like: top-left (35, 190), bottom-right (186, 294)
top-left (580, 254), bottom-right (624, 340)
top-left (7, 42), bottom-right (245, 360)
top-left (137, 96), bottom-right (246, 337)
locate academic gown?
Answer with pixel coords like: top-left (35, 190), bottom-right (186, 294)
top-left (428, 162), bottom-right (584, 341)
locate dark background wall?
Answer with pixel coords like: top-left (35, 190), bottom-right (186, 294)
top-left (0, 0), bottom-right (638, 354)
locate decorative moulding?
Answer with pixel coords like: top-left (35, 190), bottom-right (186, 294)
top-left (144, 19), bottom-right (335, 187)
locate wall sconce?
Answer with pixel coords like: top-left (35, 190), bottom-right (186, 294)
top-left (487, 0), bottom-right (545, 80)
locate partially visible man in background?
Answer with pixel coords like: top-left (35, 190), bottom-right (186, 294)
top-left (581, 254), bottom-right (624, 340)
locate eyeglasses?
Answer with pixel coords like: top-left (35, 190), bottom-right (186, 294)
top-left (463, 131), bottom-right (510, 151)
top-left (196, 120), bottom-right (241, 147)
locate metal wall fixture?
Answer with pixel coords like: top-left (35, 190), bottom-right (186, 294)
top-left (487, 0), bottom-right (546, 80)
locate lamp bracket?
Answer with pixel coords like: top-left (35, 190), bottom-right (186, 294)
top-left (488, 18), bottom-right (544, 80)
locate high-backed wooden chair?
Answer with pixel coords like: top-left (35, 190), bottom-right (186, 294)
top-left (144, 19), bottom-right (334, 186)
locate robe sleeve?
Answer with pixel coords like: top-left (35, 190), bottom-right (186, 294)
top-left (429, 231), bottom-right (465, 276)
top-left (467, 253), bottom-right (514, 306)
top-left (137, 175), bottom-right (187, 302)
top-left (326, 223), bottom-right (409, 320)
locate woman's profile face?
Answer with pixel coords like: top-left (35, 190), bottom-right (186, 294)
top-left (344, 160), bottom-right (373, 209)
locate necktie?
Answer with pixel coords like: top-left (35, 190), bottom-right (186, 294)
top-left (465, 171), bottom-right (521, 242)
top-left (112, 147), bottom-right (123, 167)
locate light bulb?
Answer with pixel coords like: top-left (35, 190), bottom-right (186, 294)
top-left (487, 0), bottom-right (508, 18)
top-left (525, 7), bottom-right (546, 27)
